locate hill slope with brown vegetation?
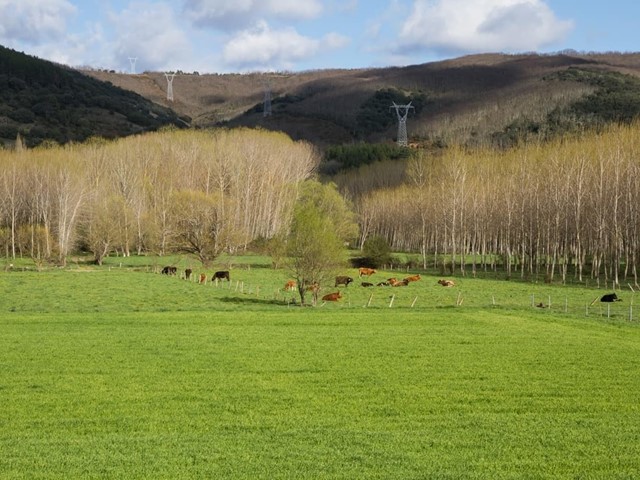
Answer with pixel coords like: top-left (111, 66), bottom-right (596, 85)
top-left (84, 51), bottom-right (640, 149)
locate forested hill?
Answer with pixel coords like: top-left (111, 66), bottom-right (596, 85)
top-left (84, 51), bottom-right (640, 149)
top-left (0, 45), bottom-right (187, 148)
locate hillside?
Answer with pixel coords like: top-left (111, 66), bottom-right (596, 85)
top-left (4, 45), bottom-right (640, 150)
top-left (0, 45), bottom-right (187, 148)
top-left (84, 51), bottom-right (640, 149)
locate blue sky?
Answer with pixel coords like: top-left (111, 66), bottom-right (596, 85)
top-left (0, 0), bottom-right (637, 74)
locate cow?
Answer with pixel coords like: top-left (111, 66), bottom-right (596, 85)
top-left (284, 280), bottom-right (296, 291)
top-left (437, 279), bottom-right (455, 287)
top-left (405, 274), bottom-right (421, 282)
top-left (335, 276), bottom-right (353, 287)
top-left (184, 268), bottom-right (192, 280)
top-left (391, 279), bottom-right (409, 287)
top-left (358, 267), bottom-right (377, 277)
top-left (199, 273), bottom-right (207, 284)
top-left (305, 281), bottom-right (320, 292)
top-left (376, 281), bottom-right (390, 287)
top-left (361, 282), bottom-right (374, 287)
top-left (601, 293), bottom-right (621, 302)
top-left (213, 270), bottom-right (230, 282)
top-left (322, 291), bottom-right (342, 302)
top-left (161, 266), bottom-right (177, 275)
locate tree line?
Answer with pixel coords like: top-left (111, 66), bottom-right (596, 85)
top-left (4, 122), bottom-right (640, 288)
top-left (0, 128), bottom-right (316, 266)
top-left (357, 123), bottom-right (640, 286)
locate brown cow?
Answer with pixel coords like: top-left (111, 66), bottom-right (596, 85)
top-left (437, 279), bottom-right (455, 287)
top-left (391, 279), bottom-right (409, 287)
top-left (405, 274), bottom-right (421, 282)
top-left (358, 267), bottom-right (376, 277)
top-left (305, 281), bottom-right (320, 292)
top-left (284, 280), bottom-right (296, 291)
top-left (199, 273), bottom-right (207, 284)
top-left (322, 291), bottom-right (342, 302)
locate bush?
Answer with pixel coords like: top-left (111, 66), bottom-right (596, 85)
top-left (361, 235), bottom-right (392, 268)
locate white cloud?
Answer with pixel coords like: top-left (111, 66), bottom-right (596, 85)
top-left (222, 21), bottom-right (319, 69)
top-left (184, 0), bottom-right (323, 30)
top-left (109, 1), bottom-right (194, 72)
top-left (264, 0), bottom-right (323, 19)
top-left (0, 0), bottom-right (76, 45)
top-left (398, 0), bottom-right (573, 55)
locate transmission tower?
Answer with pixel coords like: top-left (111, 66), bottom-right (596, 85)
top-left (263, 80), bottom-right (272, 117)
top-left (390, 101), bottom-right (414, 147)
top-left (128, 57), bottom-right (138, 74)
top-left (165, 73), bottom-right (176, 101)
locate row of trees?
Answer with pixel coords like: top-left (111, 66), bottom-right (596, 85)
top-left (357, 123), bottom-right (640, 286)
top-left (5, 121), bottom-right (640, 288)
top-left (0, 127), bottom-right (317, 266)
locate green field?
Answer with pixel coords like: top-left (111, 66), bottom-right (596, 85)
top-left (1, 256), bottom-right (639, 479)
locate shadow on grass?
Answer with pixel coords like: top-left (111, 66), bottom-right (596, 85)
top-left (219, 296), bottom-right (291, 307)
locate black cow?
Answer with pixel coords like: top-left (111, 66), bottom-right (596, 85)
top-left (335, 276), bottom-right (353, 287)
top-left (213, 270), bottom-right (230, 282)
top-left (161, 266), bottom-right (177, 275)
top-left (601, 293), bottom-right (621, 302)
top-left (361, 282), bottom-right (374, 287)
top-left (185, 268), bottom-right (192, 280)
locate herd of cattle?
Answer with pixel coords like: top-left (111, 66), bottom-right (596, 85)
top-left (161, 264), bottom-right (625, 305)
top-left (161, 264), bottom-right (456, 303)
top-left (162, 265), bottom-right (231, 283)
top-left (287, 267), bottom-right (456, 302)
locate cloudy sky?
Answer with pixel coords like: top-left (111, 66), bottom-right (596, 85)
top-left (0, 0), bottom-right (637, 73)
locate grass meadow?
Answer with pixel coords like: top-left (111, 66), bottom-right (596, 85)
top-left (1, 254), bottom-right (640, 479)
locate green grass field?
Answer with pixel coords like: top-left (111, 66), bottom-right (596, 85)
top-left (1, 256), bottom-right (639, 479)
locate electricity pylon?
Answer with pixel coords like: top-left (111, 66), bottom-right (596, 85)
top-left (263, 81), bottom-right (272, 117)
top-left (165, 73), bottom-right (176, 101)
top-left (128, 57), bottom-right (137, 74)
top-left (390, 101), bottom-right (414, 146)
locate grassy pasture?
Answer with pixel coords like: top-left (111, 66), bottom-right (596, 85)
top-left (1, 256), bottom-right (640, 479)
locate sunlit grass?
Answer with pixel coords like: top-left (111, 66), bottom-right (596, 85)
top-left (1, 258), bottom-right (639, 478)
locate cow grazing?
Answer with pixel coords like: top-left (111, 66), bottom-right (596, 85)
top-left (305, 281), bottom-right (320, 292)
top-left (284, 280), bottom-right (296, 291)
top-left (322, 291), bottom-right (342, 302)
top-left (361, 282), bottom-right (374, 287)
top-left (335, 276), bottom-right (353, 287)
top-left (199, 273), bottom-right (207, 284)
top-left (437, 279), bottom-right (455, 287)
top-left (358, 267), bottom-right (376, 277)
top-left (601, 293), bottom-right (621, 302)
top-left (405, 274), bottom-right (421, 282)
top-left (185, 268), bottom-right (192, 280)
top-left (213, 270), bottom-right (230, 282)
top-left (161, 266), bottom-right (177, 275)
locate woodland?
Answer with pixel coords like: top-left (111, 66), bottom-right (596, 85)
top-left (2, 122), bottom-right (640, 288)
